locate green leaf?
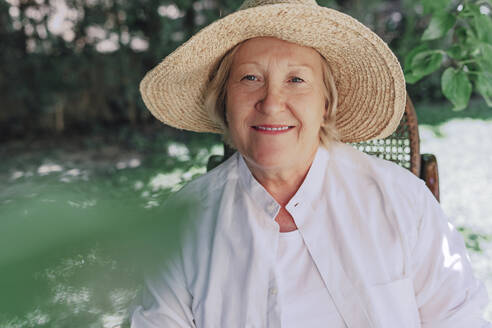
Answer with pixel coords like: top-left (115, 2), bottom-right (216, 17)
top-left (477, 43), bottom-right (492, 72)
top-left (411, 50), bottom-right (444, 78)
top-left (466, 3), bottom-right (492, 43)
top-left (404, 71), bottom-right (424, 84)
top-left (476, 71), bottom-right (492, 107)
top-left (422, 12), bottom-right (456, 41)
top-left (403, 44), bottom-right (428, 70)
top-left (475, 14), bottom-right (492, 44)
top-left (441, 67), bottom-right (472, 111)
top-left (422, 0), bottom-right (452, 14)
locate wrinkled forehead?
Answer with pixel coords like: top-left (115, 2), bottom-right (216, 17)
top-left (231, 37), bottom-right (324, 70)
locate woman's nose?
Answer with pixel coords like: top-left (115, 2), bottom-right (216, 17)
top-left (255, 83), bottom-right (285, 115)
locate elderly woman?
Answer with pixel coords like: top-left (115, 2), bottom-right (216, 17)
top-left (130, 0), bottom-right (490, 327)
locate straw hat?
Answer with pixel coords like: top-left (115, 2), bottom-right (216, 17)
top-left (140, 0), bottom-right (406, 143)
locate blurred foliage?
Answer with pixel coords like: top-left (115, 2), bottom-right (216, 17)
top-left (1, 0), bottom-right (491, 141)
top-left (415, 97), bottom-right (492, 125)
top-left (0, 132), bottom-right (223, 327)
top-left (403, 0), bottom-right (492, 110)
top-left (0, 182), bottom-right (194, 327)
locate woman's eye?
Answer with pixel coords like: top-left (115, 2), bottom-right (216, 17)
top-left (242, 75), bottom-right (257, 81)
top-left (290, 76), bottom-right (304, 83)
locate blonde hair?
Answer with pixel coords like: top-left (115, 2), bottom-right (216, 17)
top-left (204, 41), bottom-right (339, 148)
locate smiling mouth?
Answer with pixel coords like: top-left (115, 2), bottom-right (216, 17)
top-left (252, 125), bottom-right (295, 133)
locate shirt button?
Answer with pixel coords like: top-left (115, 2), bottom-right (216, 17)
top-left (269, 287), bottom-right (278, 295)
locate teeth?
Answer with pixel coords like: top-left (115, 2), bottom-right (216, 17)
top-left (256, 126), bottom-right (290, 131)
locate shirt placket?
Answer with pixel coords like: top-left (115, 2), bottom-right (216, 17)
top-left (265, 200), bottom-right (282, 328)
top-left (266, 270), bottom-right (281, 328)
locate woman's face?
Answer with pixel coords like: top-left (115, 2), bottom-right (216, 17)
top-left (226, 37), bottom-right (326, 173)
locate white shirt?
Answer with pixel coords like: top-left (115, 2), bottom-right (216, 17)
top-left (276, 230), bottom-right (346, 327)
top-left (130, 141), bottom-right (490, 328)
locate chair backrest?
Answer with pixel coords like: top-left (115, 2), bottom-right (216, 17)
top-left (351, 94), bottom-right (421, 177)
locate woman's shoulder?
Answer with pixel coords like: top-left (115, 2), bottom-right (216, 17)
top-left (170, 151), bottom-right (241, 203)
top-left (327, 141), bottom-right (425, 194)
top-left (159, 152), bottom-right (242, 242)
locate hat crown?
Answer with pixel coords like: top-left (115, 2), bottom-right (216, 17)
top-left (239, 0), bottom-right (318, 10)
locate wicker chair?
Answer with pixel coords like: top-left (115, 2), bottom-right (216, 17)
top-left (207, 94), bottom-right (440, 201)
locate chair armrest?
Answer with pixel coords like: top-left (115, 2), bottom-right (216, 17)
top-left (420, 154), bottom-right (440, 202)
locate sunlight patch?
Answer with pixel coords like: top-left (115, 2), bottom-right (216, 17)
top-left (38, 164), bottom-right (63, 175)
top-left (149, 171), bottom-right (183, 192)
top-left (167, 142), bottom-right (190, 161)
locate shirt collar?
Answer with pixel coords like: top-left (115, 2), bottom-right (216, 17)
top-left (285, 145), bottom-right (329, 212)
top-left (237, 153), bottom-right (280, 218)
top-left (237, 146), bottom-right (330, 219)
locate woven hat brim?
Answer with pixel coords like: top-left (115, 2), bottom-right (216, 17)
top-left (140, 4), bottom-right (406, 143)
